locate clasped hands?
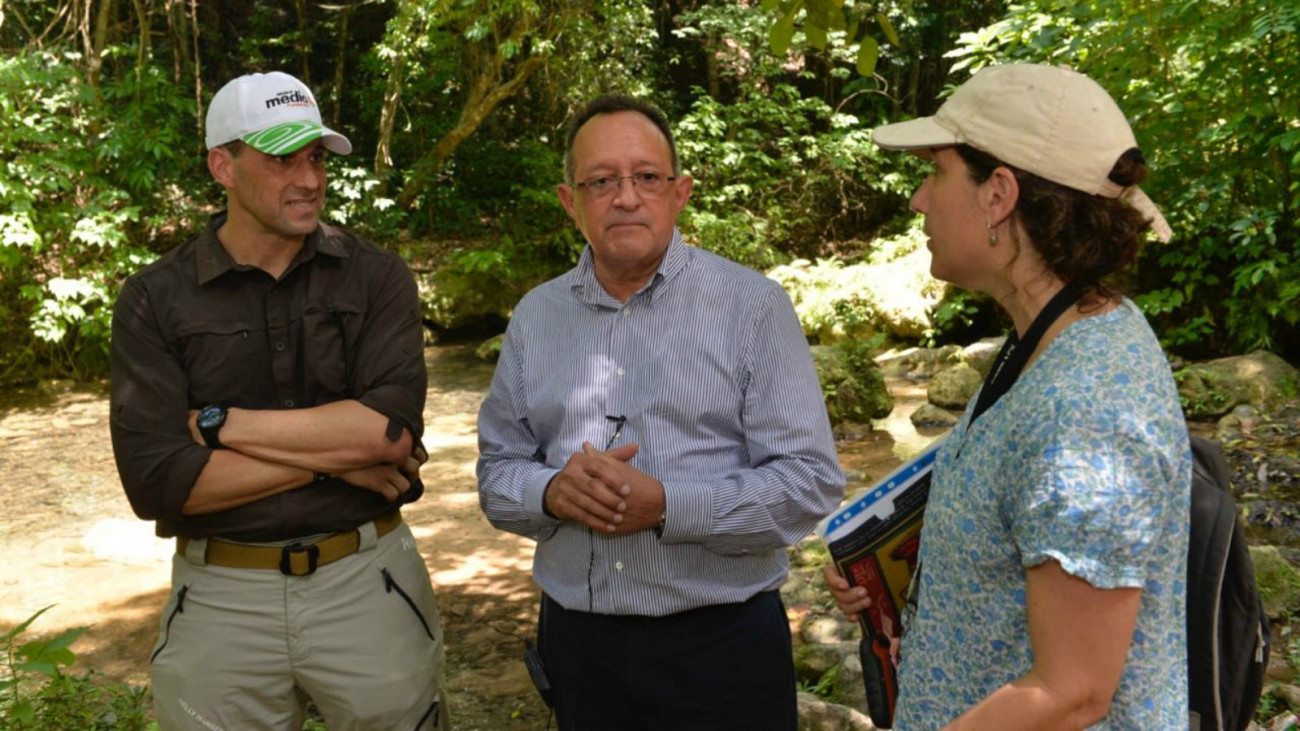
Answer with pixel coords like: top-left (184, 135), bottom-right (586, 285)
top-left (544, 442), bottom-right (665, 534)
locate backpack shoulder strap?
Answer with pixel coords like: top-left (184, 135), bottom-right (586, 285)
top-left (1186, 439), bottom-right (1236, 729)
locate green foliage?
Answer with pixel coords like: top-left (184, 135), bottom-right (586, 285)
top-left (3, 0), bottom-right (1291, 382)
top-left (947, 0), bottom-right (1300, 358)
top-left (680, 210), bottom-right (781, 272)
top-left (762, 0), bottom-right (900, 76)
top-left (327, 162), bottom-right (406, 241)
top-left (1, 606), bottom-right (153, 730)
top-left (1254, 688), bottom-right (1280, 722)
top-left (0, 49), bottom-right (197, 382)
top-left (795, 664), bottom-right (840, 700)
top-left (926, 290), bottom-right (983, 345)
top-left (673, 4), bottom-right (913, 259)
top-left (768, 257), bottom-right (873, 343)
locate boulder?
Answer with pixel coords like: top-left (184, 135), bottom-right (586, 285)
top-left (835, 648), bottom-right (868, 717)
top-left (1249, 545), bottom-right (1300, 619)
top-left (1176, 351), bottom-right (1299, 420)
top-left (910, 403), bottom-right (959, 428)
top-left (833, 421), bottom-right (875, 442)
top-left (927, 364), bottom-right (983, 409)
top-left (875, 345), bottom-right (962, 380)
top-left (960, 337), bottom-right (1005, 377)
top-left (1216, 404), bottom-right (1263, 439)
top-left (853, 246), bottom-right (944, 340)
top-left (795, 641), bottom-right (858, 680)
top-left (797, 692), bottom-right (876, 731)
top-left (767, 238), bottom-right (945, 345)
top-left (801, 616), bottom-right (858, 646)
top-left (416, 267), bottom-right (523, 332)
top-left (475, 334), bottom-right (504, 363)
top-left (812, 346), bottom-right (894, 427)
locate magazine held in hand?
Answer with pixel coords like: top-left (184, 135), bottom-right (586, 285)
top-left (819, 437), bottom-right (943, 728)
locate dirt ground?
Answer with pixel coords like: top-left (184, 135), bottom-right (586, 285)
top-left (0, 345), bottom-right (554, 730)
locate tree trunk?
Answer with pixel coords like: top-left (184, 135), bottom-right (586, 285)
top-left (77, 0), bottom-right (93, 82)
top-left (189, 0), bottom-right (201, 141)
top-left (91, 0), bottom-right (114, 79)
top-left (293, 0), bottom-right (310, 84)
top-left (374, 55), bottom-right (406, 180)
top-left (373, 0), bottom-right (425, 183)
top-left (165, 0), bottom-right (188, 84)
top-left (705, 32), bottom-right (720, 100)
top-left (331, 0), bottom-right (354, 128)
top-left (132, 0), bottom-right (153, 86)
top-left (395, 53), bottom-right (546, 207)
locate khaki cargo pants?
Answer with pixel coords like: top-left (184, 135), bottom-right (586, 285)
top-left (150, 519), bottom-right (450, 730)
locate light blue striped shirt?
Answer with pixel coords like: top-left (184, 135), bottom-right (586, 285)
top-left (477, 229), bottom-right (845, 616)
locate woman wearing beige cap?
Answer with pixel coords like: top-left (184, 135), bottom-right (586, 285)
top-left (826, 64), bottom-right (1190, 728)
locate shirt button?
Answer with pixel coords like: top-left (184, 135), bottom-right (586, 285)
top-left (621, 308), bottom-right (630, 317)
top-left (616, 367), bottom-right (625, 377)
top-left (615, 561), bottom-right (624, 571)
top-left (284, 399), bottom-right (295, 407)
top-left (274, 341), bottom-right (286, 351)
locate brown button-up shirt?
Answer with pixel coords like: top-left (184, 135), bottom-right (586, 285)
top-left (110, 214), bottom-right (427, 540)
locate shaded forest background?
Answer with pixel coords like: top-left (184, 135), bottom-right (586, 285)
top-left (1, 0), bottom-right (1297, 385)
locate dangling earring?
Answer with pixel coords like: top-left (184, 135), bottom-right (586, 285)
top-left (986, 220), bottom-right (998, 246)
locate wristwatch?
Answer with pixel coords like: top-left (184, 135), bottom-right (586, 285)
top-left (196, 404), bottom-right (228, 449)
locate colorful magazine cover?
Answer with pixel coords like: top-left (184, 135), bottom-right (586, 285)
top-left (819, 437), bottom-right (943, 728)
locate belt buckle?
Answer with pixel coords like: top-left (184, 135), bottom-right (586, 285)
top-left (279, 542), bottom-right (321, 576)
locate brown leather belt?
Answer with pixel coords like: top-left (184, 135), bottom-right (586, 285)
top-left (177, 511), bottom-right (403, 576)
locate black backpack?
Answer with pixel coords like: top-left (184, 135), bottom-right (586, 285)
top-left (1187, 433), bottom-right (1271, 731)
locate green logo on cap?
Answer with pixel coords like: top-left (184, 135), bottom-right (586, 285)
top-left (243, 121), bottom-right (324, 156)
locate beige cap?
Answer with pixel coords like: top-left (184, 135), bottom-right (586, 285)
top-left (873, 63), bottom-right (1171, 242)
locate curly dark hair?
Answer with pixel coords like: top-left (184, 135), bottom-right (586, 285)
top-left (955, 144), bottom-right (1152, 304)
top-left (563, 95), bottom-right (679, 185)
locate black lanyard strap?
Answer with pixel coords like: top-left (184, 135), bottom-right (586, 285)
top-left (969, 279), bottom-right (1088, 425)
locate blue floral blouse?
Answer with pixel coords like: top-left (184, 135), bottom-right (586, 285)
top-left (893, 299), bottom-right (1191, 729)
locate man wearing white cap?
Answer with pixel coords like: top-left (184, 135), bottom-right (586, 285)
top-left (110, 71), bottom-right (449, 729)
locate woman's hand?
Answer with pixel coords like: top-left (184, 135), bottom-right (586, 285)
top-left (823, 563), bottom-right (873, 622)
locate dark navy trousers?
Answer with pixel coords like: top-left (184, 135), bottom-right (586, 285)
top-left (538, 590), bottom-right (797, 731)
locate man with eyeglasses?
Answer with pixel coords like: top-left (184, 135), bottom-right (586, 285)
top-left (477, 94), bottom-right (844, 729)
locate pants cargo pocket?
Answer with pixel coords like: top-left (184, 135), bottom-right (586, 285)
top-left (416, 698), bottom-right (442, 728)
top-left (382, 567), bottom-right (435, 642)
top-left (150, 584), bottom-right (189, 664)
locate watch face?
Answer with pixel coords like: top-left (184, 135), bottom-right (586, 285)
top-left (198, 405), bottom-right (225, 429)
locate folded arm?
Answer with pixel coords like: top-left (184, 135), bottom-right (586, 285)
top-left (111, 256), bottom-right (427, 526)
top-left (194, 400), bottom-right (413, 473)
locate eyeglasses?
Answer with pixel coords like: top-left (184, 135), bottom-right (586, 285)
top-left (572, 172), bottom-right (677, 197)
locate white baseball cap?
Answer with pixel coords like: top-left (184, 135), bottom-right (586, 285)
top-left (873, 63), bottom-right (1171, 242)
top-left (205, 71), bottom-right (352, 156)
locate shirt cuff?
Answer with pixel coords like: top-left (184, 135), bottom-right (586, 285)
top-left (526, 468), bottom-right (562, 523)
top-left (658, 480), bottom-right (712, 543)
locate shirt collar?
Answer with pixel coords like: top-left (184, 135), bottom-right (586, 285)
top-left (570, 227), bottom-right (691, 306)
top-left (194, 213), bottom-right (349, 285)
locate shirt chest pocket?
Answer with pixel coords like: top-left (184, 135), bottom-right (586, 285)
top-left (173, 319), bottom-right (260, 403)
top-left (299, 302), bottom-right (366, 399)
